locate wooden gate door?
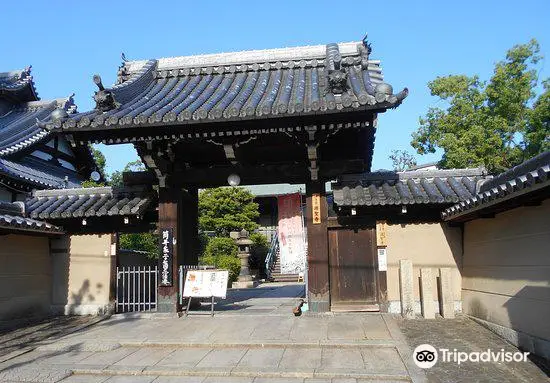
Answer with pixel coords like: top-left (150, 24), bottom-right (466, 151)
top-left (328, 228), bottom-right (379, 311)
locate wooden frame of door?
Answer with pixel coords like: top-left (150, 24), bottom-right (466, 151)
top-left (327, 217), bottom-right (389, 312)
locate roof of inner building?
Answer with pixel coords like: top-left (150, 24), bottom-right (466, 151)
top-left (48, 41), bottom-right (407, 135)
top-left (0, 67), bottom-right (98, 191)
top-left (332, 168), bottom-right (488, 207)
top-left (0, 68), bottom-right (39, 103)
top-left (0, 96), bottom-right (76, 156)
top-left (0, 156), bottom-right (83, 190)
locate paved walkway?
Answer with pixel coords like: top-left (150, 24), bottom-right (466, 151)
top-left (0, 283), bottom-right (547, 382)
top-left (0, 283), bottom-right (419, 382)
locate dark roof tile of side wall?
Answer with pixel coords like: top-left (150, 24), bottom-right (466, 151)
top-left (442, 151), bottom-right (550, 220)
top-left (25, 186), bottom-right (157, 220)
top-left (0, 201), bottom-right (63, 234)
top-left (332, 168), bottom-right (487, 207)
top-left (51, 42), bottom-right (408, 132)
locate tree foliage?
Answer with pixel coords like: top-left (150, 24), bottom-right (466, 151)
top-left (389, 150), bottom-right (417, 172)
top-left (249, 232), bottom-right (269, 274)
top-left (91, 146), bottom-right (106, 174)
top-left (110, 160), bottom-right (145, 187)
top-left (411, 39), bottom-right (549, 173)
top-left (119, 232), bottom-right (159, 259)
top-left (83, 146), bottom-right (108, 187)
top-left (198, 187), bottom-right (259, 235)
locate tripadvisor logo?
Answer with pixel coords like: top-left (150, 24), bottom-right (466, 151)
top-left (413, 344), bottom-right (529, 369)
top-left (413, 344), bottom-right (438, 368)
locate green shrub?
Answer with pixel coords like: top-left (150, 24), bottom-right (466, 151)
top-left (199, 237), bottom-right (240, 283)
top-left (249, 233), bottom-right (269, 276)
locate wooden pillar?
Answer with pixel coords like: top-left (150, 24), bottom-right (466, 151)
top-left (180, 187), bottom-right (199, 266)
top-left (157, 187), bottom-right (181, 313)
top-left (305, 181), bottom-right (330, 312)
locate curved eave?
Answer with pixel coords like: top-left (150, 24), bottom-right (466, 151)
top-left (52, 99), bottom-right (404, 137)
top-left (0, 68), bottom-right (39, 103)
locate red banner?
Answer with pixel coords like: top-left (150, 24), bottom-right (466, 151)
top-left (277, 193), bottom-right (306, 274)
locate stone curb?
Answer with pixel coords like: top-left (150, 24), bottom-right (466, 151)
top-left (0, 347), bottom-right (34, 364)
top-left (381, 314), bottom-right (427, 383)
top-left (36, 341), bottom-right (122, 352)
top-left (72, 367), bottom-right (412, 381)
top-left (118, 340), bottom-right (398, 349)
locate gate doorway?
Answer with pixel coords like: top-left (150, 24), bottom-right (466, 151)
top-left (328, 228), bottom-right (379, 312)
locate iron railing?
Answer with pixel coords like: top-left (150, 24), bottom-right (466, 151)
top-left (116, 265), bottom-right (158, 313)
top-left (265, 230), bottom-right (279, 279)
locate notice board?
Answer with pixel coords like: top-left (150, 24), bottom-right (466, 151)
top-left (183, 270), bottom-right (229, 299)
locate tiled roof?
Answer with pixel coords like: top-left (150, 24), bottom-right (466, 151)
top-left (49, 41), bottom-right (407, 132)
top-left (332, 168), bottom-right (487, 207)
top-left (0, 67), bottom-right (39, 103)
top-left (0, 201), bottom-right (63, 234)
top-left (25, 186), bottom-right (156, 220)
top-left (442, 151), bottom-right (550, 220)
top-left (0, 156), bottom-right (83, 190)
top-left (0, 96), bottom-right (76, 156)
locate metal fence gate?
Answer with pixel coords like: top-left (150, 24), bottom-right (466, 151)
top-left (116, 266), bottom-right (158, 313)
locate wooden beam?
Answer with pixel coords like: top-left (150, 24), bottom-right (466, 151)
top-left (306, 181), bottom-right (330, 312)
top-left (179, 187), bottom-right (199, 266)
top-left (157, 187), bottom-right (181, 313)
top-left (123, 171), bottom-right (157, 186)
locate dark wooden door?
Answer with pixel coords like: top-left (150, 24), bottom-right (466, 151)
top-left (329, 228), bottom-right (378, 311)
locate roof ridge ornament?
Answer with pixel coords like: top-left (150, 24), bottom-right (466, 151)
top-left (325, 43), bottom-right (348, 95)
top-left (361, 34), bottom-right (372, 57)
top-left (93, 75), bottom-right (117, 112)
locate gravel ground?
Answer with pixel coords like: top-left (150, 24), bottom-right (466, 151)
top-left (396, 315), bottom-right (549, 383)
top-left (0, 315), bottom-right (101, 359)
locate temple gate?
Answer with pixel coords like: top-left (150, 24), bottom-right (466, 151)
top-left (45, 38), bottom-right (407, 312)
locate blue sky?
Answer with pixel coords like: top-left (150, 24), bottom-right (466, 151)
top-left (3, 1), bottom-right (549, 175)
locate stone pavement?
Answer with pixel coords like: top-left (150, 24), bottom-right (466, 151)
top-left (397, 316), bottom-right (549, 383)
top-left (0, 283), bottom-right (421, 382)
top-left (0, 283), bottom-right (547, 382)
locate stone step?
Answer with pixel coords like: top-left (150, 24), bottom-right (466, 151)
top-left (61, 344), bottom-right (410, 381)
top-left (271, 275), bottom-right (301, 282)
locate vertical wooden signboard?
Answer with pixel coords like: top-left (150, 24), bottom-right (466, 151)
top-left (376, 220), bottom-right (387, 247)
top-left (159, 228), bottom-right (173, 286)
top-left (312, 193), bottom-right (321, 224)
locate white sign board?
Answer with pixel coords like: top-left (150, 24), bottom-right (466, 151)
top-left (377, 248), bottom-right (388, 272)
top-left (183, 270), bottom-right (229, 299)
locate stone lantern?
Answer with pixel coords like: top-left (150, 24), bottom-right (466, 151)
top-left (232, 229), bottom-right (257, 288)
